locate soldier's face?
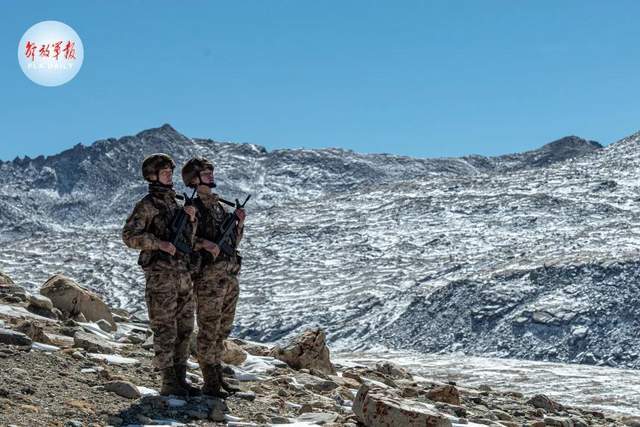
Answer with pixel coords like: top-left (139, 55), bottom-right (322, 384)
top-left (158, 167), bottom-right (173, 185)
top-left (199, 168), bottom-right (214, 185)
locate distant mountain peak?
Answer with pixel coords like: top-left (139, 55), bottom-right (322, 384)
top-left (539, 136), bottom-right (603, 152)
top-left (134, 123), bottom-right (186, 141)
top-left (517, 135), bottom-right (602, 166)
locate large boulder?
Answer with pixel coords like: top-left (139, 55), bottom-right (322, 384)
top-left (222, 340), bottom-right (248, 366)
top-left (353, 383), bottom-right (452, 427)
top-left (40, 274), bottom-right (115, 329)
top-left (269, 328), bottom-right (336, 375)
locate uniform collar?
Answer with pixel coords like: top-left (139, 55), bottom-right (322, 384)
top-left (148, 183), bottom-right (176, 200)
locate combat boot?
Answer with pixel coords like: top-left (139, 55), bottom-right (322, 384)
top-left (175, 364), bottom-right (201, 396)
top-left (201, 363), bottom-right (229, 398)
top-left (215, 363), bottom-right (241, 394)
top-left (160, 366), bottom-right (189, 397)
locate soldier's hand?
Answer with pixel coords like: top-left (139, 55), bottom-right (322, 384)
top-left (159, 241), bottom-right (177, 256)
top-left (202, 240), bottom-right (220, 257)
top-left (184, 206), bottom-right (197, 223)
top-left (236, 208), bottom-right (246, 224)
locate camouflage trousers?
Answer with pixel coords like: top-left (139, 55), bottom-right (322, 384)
top-left (193, 262), bottom-right (240, 366)
top-left (144, 269), bottom-right (195, 370)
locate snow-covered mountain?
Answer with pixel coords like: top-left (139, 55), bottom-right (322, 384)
top-left (1, 124), bottom-right (637, 370)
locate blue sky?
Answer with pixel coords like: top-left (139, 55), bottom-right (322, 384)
top-left (2, 1), bottom-right (640, 161)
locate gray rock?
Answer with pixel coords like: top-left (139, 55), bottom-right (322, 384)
top-left (269, 328), bottom-right (336, 375)
top-left (59, 326), bottom-right (81, 337)
top-left (0, 272), bottom-right (14, 285)
top-left (112, 313), bottom-right (129, 323)
top-left (270, 416), bottom-right (291, 424)
top-left (235, 391), bottom-right (256, 401)
top-left (106, 416), bottom-right (123, 426)
top-left (0, 282), bottom-right (28, 303)
top-left (577, 352), bottom-right (598, 365)
top-left (185, 409), bottom-right (209, 419)
top-left (15, 320), bottom-right (52, 344)
top-left (26, 304), bottom-right (58, 320)
top-left (296, 412), bottom-right (339, 424)
top-left (104, 381), bottom-right (141, 399)
top-left (570, 416), bottom-right (588, 427)
top-left (209, 406), bottom-right (226, 422)
top-left (353, 383), bottom-right (452, 427)
top-left (222, 339), bottom-right (248, 366)
top-left (621, 417), bottom-right (640, 427)
top-left (290, 372), bottom-right (339, 393)
top-left (532, 311), bottom-right (556, 324)
top-left (426, 385), bottom-right (461, 405)
top-left (571, 325), bottom-right (589, 338)
top-left (544, 416), bottom-right (573, 427)
top-left (126, 334), bottom-right (145, 344)
top-left (141, 334), bottom-right (154, 350)
top-left (491, 409), bottom-right (513, 421)
top-left (28, 293), bottom-right (53, 310)
top-left (375, 361), bottom-right (412, 380)
top-left (41, 274), bottom-right (115, 329)
top-left (96, 319), bottom-right (114, 333)
top-left (527, 394), bottom-right (564, 413)
top-left (0, 328), bottom-right (32, 346)
top-left (73, 331), bottom-right (113, 354)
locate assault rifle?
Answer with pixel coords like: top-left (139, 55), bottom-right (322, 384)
top-left (216, 194), bottom-right (251, 257)
top-left (168, 187), bottom-right (198, 255)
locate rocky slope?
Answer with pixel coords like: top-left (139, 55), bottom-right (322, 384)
top-left (1, 273), bottom-right (638, 426)
top-left (2, 124), bottom-right (639, 371)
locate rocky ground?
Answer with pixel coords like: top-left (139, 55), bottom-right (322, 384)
top-left (1, 271), bottom-right (640, 427)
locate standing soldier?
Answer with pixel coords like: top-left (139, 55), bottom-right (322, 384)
top-left (122, 153), bottom-right (201, 397)
top-left (181, 157), bottom-right (246, 398)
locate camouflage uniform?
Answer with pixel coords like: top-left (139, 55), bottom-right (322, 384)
top-left (192, 192), bottom-right (243, 366)
top-left (122, 183), bottom-right (197, 370)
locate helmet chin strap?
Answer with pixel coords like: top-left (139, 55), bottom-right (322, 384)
top-left (197, 175), bottom-right (216, 188)
top-left (151, 170), bottom-right (174, 189)
top-left (151, 179), bottom-right (174, 189)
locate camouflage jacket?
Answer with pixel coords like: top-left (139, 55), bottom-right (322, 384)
top-left (193, 192), bottom-right (244, 268)
top-left (122, 184), bottom-right (197, 272)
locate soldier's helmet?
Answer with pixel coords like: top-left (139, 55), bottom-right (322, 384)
top-left (142, 153), bottom-right (176, 182)
top-left (182, 157), bottom-right (214, 188)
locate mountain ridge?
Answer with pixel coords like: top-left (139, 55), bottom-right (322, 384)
top-left (1, 124), bottom-right (639, 371)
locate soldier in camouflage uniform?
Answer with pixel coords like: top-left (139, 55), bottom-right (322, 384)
top-left (182, 157), bottom-right (246, 397)
top-left (122, 153), bottom-right (201, 397)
